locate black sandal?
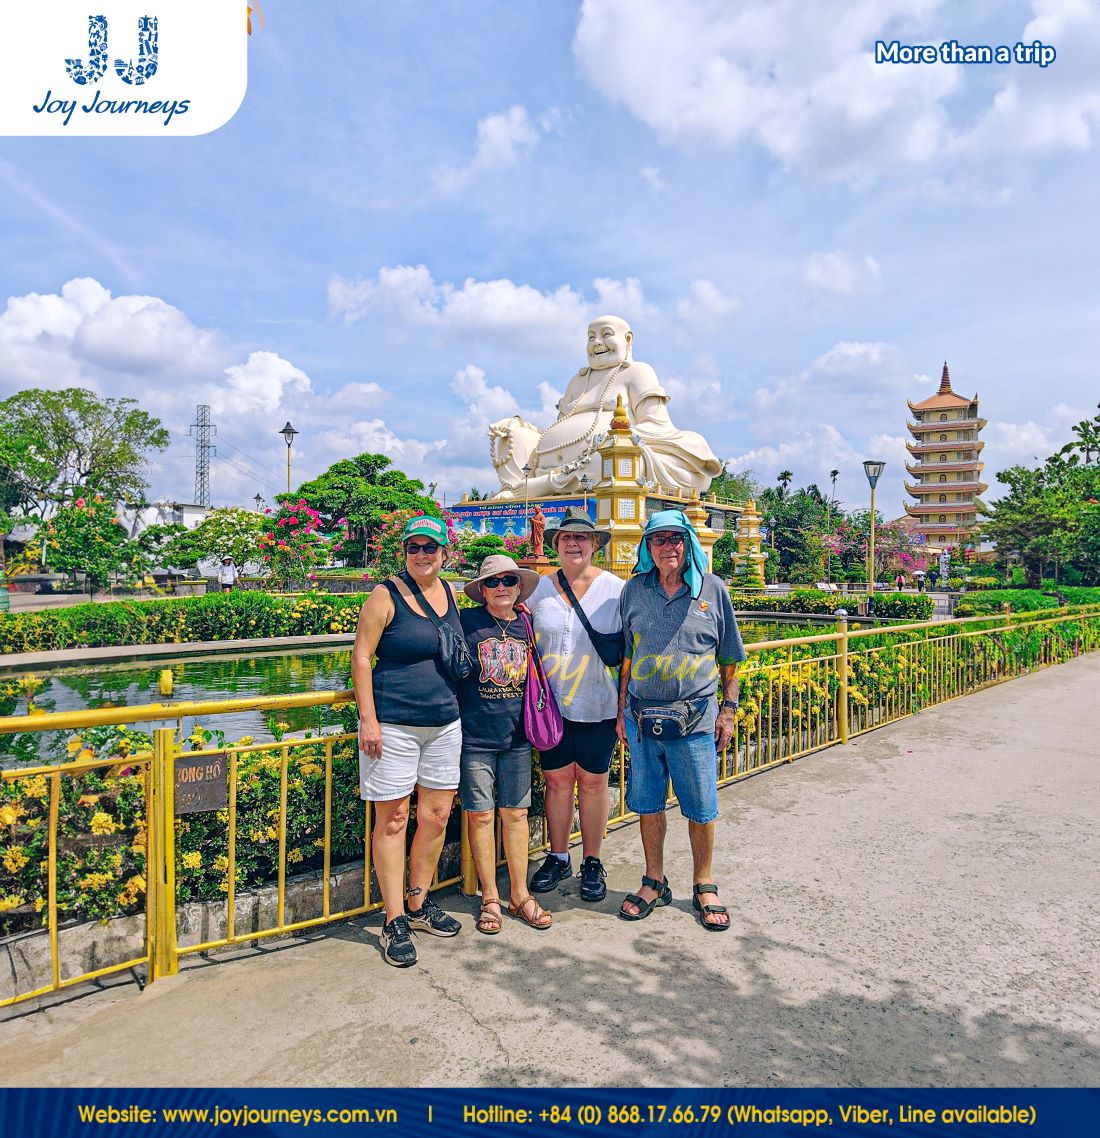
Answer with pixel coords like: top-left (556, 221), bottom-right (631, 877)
top-left (618, 875), bottom-right (672, 921)
top-left (692, 883), bottom-right (730, 932)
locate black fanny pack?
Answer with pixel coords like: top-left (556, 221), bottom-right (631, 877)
top-left (556, 570), bottom-right (626, 668)
top-left (632, 697), bottom-right (708, 739)
top-left (395, 573), bottom-right (474, 683)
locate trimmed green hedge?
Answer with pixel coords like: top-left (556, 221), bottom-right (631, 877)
top-left (953, 586), bottom-right (1100, 617)
top-left (0, 591), bottom-right (369, 654)
top-left (730, 588), bottom-right (934, 622)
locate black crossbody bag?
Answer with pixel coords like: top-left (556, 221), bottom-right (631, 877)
top-left (556, 570), bottom-right (626, 668)
top-left (397, 572), bottom-right (474, 682)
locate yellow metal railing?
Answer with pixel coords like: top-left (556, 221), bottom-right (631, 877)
top-left (2, 604), bottom-right (1098, 1007)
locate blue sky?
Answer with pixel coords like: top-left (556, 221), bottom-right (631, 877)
top-left (1, 0), bottom-right (1098, 517)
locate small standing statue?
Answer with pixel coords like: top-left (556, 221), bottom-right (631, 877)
top-left (529, 504), bottom-right (546, 560)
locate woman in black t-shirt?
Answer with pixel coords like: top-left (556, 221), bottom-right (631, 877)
top-left (458, 555), bottom-right (552, 934)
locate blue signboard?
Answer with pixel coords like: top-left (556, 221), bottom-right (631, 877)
top-left (449, 497), bottom-right (593, 538)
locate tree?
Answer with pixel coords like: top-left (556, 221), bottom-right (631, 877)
top-left (0, 388), bottom-right (169, 517)
top-left (44, 493), bottom-right (130, 587)
top-left (980, 453), bottom-right (1100, 586)
top-left (134, 523), bottom-right (200, 571)
top-left (758, 483), bottom-right (831, 583)
top-left (776, 470), bottom-right (794, 499)
top-left (291, 453), bottom-right (439, 566)
top-left (259, 501), bottom-right (350, 589)
top-left (191, 509), bottom-right (267, 568)
top-left (709, 465), bottom-right (761, 503)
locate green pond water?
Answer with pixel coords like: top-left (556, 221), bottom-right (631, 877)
top-left (1, 620), bottom-right (842, 765)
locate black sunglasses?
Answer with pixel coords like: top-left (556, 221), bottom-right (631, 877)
top-left (648, 532), bottom-right (685, 547)
top-left (482, 574), bottom-right (520, 589)
top-left (405, 540), bottom-right (441, 555)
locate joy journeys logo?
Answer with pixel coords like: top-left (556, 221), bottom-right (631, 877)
top-left (0, 1), bottom-right (247, 136)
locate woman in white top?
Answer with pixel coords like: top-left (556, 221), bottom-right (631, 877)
top-left (527, 508), bottom-right (624, 903)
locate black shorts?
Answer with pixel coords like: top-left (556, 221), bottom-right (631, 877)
top-left (537, 717), bottom-right (618, 775)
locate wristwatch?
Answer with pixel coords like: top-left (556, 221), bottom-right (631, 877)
top-left (721, 699), bottom-right (738, 713)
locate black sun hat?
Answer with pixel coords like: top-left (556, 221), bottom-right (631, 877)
top-left (550, 506), bottom-right (611, 551)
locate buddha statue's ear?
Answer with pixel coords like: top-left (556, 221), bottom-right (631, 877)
top-left (624, 329), bottom-right (634, 357)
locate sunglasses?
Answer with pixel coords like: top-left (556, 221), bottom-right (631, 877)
top-left (482, 574), bottom-right (520, 589)
top-left (648, 532), bottom-right (685, 547)
top-left (405, 540), bottom-right (441, 555)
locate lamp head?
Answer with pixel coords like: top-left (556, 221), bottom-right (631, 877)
top-left (280, 421), bottom-right (299, 446)
top-left (862, 459), bottom-right (885, 489)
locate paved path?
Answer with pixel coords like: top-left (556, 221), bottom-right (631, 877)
top-left (2, 655), bottom-right (1097, 1087)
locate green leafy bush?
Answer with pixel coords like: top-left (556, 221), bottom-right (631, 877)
top-left (0, 591), bottom-right (369, 654)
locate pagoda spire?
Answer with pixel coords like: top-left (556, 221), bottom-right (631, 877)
top-left (939, 361), bottom-right (952, 394)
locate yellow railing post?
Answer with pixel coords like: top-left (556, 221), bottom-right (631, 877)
top-left (837, 617), bottom-right (850, 744)
top-left (148, 727), bottom-right (179, 982)
top-left (459, 810), bottom-right (478, 896)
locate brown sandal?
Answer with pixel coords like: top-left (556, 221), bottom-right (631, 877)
top-left (507, 895), bottom-right (552, 930)
top-left (476, 900), bottom-right (503, 935)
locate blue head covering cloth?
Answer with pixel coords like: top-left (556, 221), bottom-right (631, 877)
top-left (632, 509), bottom-right (708, 598)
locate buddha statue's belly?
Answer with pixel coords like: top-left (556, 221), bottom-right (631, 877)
top-left (535, 407), bottom-right (614, 468)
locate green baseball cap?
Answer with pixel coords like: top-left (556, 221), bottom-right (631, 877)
top-left (401, 515), bottom-right (448, 544)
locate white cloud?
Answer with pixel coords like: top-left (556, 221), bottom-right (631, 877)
top-left (437, 104), bottom-right (559, 190)
top-left (640, 165), bottom-right (664, 191)
top-left (675, 280), bottom-right (741, 325)
top-left (328, 266), bottom-right (661, 355)
top-left (573, 0), bottom-right (1100, 183)
top-left (804, 251), bottom-right (882, 297)
top-left (473, 106), bottom-right (540, 168)
top-left (74, 294), bottom-right (221, 375)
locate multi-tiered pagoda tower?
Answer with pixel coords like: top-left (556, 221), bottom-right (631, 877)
top-left (904, 363), bottom-right (987, 554)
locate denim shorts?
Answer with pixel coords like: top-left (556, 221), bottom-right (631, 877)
top-left (624, 714), bottom-right (719, 824)
top-left (460, 743), bottom-right (534, 813)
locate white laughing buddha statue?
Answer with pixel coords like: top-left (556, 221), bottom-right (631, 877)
top-left (488, 315), bottom-right (722, 499)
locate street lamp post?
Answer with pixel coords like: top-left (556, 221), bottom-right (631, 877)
top-left (522, 463), bottom-right (532, 550)
top-left (862, 460), bottom-right (885, 600)
top-left (579, 474), bottom-right (592, 513)
top-left (279, 422), bottom-right (298, 495)
top-left (253, 493), bottom-right (264, 512)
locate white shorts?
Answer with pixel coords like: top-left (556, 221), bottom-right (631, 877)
top-left (359, 719), bottom-right (462, 802)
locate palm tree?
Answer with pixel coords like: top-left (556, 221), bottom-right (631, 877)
top-left (777, 470), bottom-right (793, 499)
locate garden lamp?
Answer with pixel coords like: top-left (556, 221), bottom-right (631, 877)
top-left (863, 460), bottom-right (885, 597)
top-left (280, 421), bottom-right (298, 494)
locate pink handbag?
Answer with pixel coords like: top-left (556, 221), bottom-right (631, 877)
top-left (519, 610), bottom-right (563, 751)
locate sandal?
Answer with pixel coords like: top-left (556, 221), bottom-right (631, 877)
top-left (692, 883), bottom-right (730, 932)
top-left (618, 875), bottom-right (672, 921)
top-left (507, 896), bottom-right (552, 929)
top-left (476, 899), bottom-right (503, 935)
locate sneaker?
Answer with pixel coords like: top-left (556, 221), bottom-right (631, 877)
top-left (404, 893), bottom-right (461, 937)
top-left (579, 855), bottom-right (607, 902)
top-left (381, 915), bottom-right (417, 967)
top-left (530, 854), bottom-right (573, 894)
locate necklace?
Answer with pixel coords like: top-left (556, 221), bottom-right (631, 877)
top-left (488, 609), bottom-right (518, 639)
top-left (538, 361), bottom-right (626, 455)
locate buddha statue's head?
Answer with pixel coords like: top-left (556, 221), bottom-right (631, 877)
top-left (586, 315), bottom-right (633, 370)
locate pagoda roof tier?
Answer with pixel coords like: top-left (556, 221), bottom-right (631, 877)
top-left (904, 502), bottom-right (981, 517)
top-left (910, 521), bottom-right (982, 533)
top-left (906, 460), bottom-right (985, 475)
top-left (909, 361), bottom-right (978, 412)
top-left (905, 481), bottom-right (988, 496)
top-left (906, 439), bottom-right (985, 455)
top-left (907, 417), bottom-right (987, 434)
top-left (908, 392), bottom-right (973, 411)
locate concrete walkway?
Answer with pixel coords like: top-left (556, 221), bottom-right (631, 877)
top-left (1, 655), bottom-right (1097, 1087)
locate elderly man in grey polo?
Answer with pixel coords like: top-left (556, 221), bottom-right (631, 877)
top-left (615, 510), bottom-right (746, 931)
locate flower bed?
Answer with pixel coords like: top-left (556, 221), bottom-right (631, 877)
top-left (0, 590), bottom-right (368, 654)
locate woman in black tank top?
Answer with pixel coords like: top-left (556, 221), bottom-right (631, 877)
top-left (351, 516), bottom-right (464, 967)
